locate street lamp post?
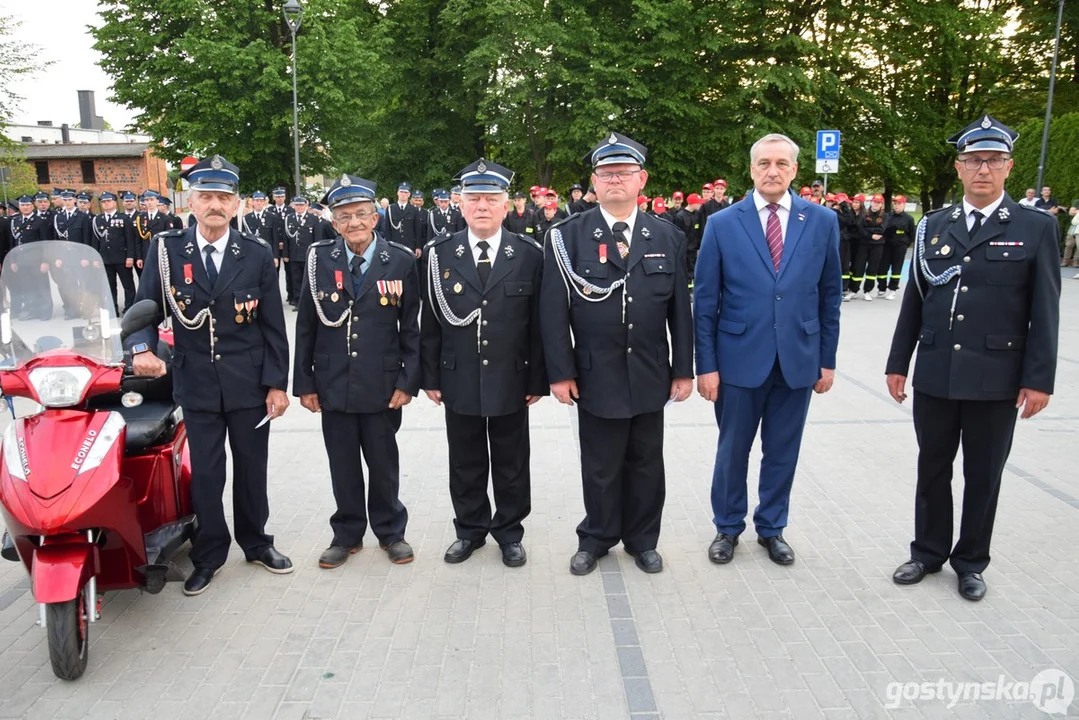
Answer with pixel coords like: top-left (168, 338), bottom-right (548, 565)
top-left (1035, 0), bottom-right (1065, 192)
top-left (283, 0), bottom-right (304, 198)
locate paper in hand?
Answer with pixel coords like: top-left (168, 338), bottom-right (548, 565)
top-left (255, 405), bottom-right (275, 429)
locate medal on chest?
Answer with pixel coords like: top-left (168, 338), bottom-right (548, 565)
top-left (183, 263), bottom-right (193, 284)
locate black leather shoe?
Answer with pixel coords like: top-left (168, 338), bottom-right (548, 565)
top-left (628, 549), bottom-right (663, 574)
top-left (319, 544), bottom-right (361, 569)
top-left (381, 540), bottom-right (414, 565)
top-left (757, 535), bottom-right (795, 565)
top-left (958, 572), bottom-right (986, 601)
top-left (183, 568), bottom-right (218, 596)
top-left (892, 559), bottom-right (941, 585)
top-left (570, 550), bottom-right (602, 576)
top-left (500, 542), bottom-right (527, 567)
top-left (249, 546), bottom-right (294, 574)
top-left (1, 531), bottom-right (18, 562)
top-left (708, 533), bottom-right (738, 564)
top-left (444, 538), bottom-right (484, 564)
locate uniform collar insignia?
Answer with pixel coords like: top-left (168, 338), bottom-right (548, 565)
top-left (997, 207), bottom-right (1010, 221)
top-left (380, 249), bottom-right (390, 264)
top-left (592, 227), bottom-right (604, 239)
top-left (330, 246), bottom-right (342, 259)
top-left (950, 206), bottom-right (963, 221)
top-left (183, 241), bottom-right (195, 256)
top-left (640, 226), bottom-right (651, 239)
top-left (504, 244), bottom-right (515, 259)
top-left (230, 242), bottom-right (241, 257)
top-left (455, 244), bottom-right (466, 258)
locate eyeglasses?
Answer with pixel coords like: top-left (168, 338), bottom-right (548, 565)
top-left (594, 170), bottom-right (641, 183)
top-left (335, 210), bottom-right (378, 223)
top-left (958, 156), bottom-right (1010, 171)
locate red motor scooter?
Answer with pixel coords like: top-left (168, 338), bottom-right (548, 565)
top-left (0, 241), bottom-right (194, 680)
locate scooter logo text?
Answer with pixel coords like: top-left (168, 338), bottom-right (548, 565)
top-left (71, 430), bottom-right (97, 471)
top-left (17, 436), bottom-right (30, 476)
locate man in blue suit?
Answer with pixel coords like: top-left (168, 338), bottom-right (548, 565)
top-left (693, 133), bottom-right (842, 566)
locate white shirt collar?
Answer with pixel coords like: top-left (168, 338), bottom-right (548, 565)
top-left (962, 193), bottom-right (1005, 221)
top-left (468, 228), bottom-right (501, 265)
top-left (598, 205), bottom-right (639, 240)
top-left (753, 190), bottom-right (792, 214)
top-left (196, 226), bottom-right (230, 256)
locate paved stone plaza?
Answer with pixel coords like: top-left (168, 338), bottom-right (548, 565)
top-left (0, 270), bottom-right (1077, 720)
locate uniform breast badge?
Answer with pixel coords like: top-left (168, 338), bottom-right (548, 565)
top-left (940, 245), bottom-right (951, 256)
top-left (453, 282), bottom-right (463, 294)
top-left (378, 280), bottom-right (389, 305)
top-left (599, 244), bottom-right (608, 264)
top-left (183, 264), bottom-right (193, 284)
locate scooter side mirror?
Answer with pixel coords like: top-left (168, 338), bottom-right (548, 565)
top-left (0, 312), bottom-right (9, 345)
top-left (120, 300), bottom-right (160, 342)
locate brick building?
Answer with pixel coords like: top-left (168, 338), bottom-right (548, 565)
top-left (21, 143), bottom-right (168, 210)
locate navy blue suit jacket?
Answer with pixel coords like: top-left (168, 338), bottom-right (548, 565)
top-left (693, 190), bottom-right (842, 389)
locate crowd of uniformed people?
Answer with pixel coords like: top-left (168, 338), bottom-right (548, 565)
top-left (0, 117), bottom-right (1060, 605)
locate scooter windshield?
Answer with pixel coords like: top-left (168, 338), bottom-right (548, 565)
top-left (0, 241), bottom-right (123, 367)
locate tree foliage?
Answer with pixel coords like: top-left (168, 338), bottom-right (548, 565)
top-left (0, 17), bottom-right (49, 148)
top-left (87, 0), bottom-right (1074, 206)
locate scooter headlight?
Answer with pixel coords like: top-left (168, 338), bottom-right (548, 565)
top-left (27, 367), bottom-right (92, 408)
top-left (3, 424), bottom-right (28, 481)
top-left (76, 412), bottom-right (126, 476)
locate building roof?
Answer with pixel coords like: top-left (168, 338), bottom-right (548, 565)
top-left (20, 143), bottom-right (150, 160)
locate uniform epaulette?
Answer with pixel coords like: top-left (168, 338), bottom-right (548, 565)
top-left (1017, 203), bottom-right (1048, 214)
top-left (240, 231), bottom-right (270, 248)
top-left (388, 241), bottom-right (415, 256)
top-left (427, 231), bottom-right (456, 248)
top-left (923, 207), bottom-right (949, 218)
top-left (516, 233), bottom-right (543, 252)
top-left (156, 229), bottom-right (184, 240)
top-left (310, 237), bottom-right (336, 248)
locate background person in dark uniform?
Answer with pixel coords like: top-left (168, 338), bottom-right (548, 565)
top-left (242, 191), bottom-right (279, 269)
top-left (90, 191), bottom-right (137, 316)
top-left (159, 197), bottom-right (185, 230)
top-left (293, 174), bottom-right (420, 568)
top-left (128, 155), bottom-right (293, 596)
top-left (8, 195), bottom-right (56, 319)
top-left (379, 183), bottom-right (419, 257)
top-left (886, 116), bottom-right (1060, 602)
top-left (267, 187), bottom-right (292, 292)
top-left (283, 196), bottom-right (323, 309)
top-left (502, 192), bottom-right (534, 236)
top-left (541, 133), bottom-right (694, 576)
top-left (420, 158), bottom-right (547, 568)
top-left (876, 194), bottom-right (915, 299)
top-left (852, 194), bottom-right (886, 300)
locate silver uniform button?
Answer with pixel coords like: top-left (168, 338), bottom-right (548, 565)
top-left (352, 334), bottom-right (358, 339)
top-left (956, 315), bottom-right (964, 321)
top-left (1003, 252), bottom-right (1009, 258)
top-left (482, 340), bottom-right (488, 346)
top-left (628, 324), bottom-right (634, 330)
top-left (963, 256), bottom-right (971, 263)
top-left (482, 320), bottom-right (488, 326)
top-left (214, 354), bottom-right (221, 360)
top-left (482, 359), bottom-right (489, 366)
top-left (627, 296), bottom-right (633, 303)
top-left (961, 286), bottom-right (968, 292)
top-left (627, 347), bottom-right (633, 354)
top-left (953, 344), bottom-right (960, 351)
top-left (351, 351), bottom-right (357, 358)
top-left (482, 300), bottom-right (488, 307)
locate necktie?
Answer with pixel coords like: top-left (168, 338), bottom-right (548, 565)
top-left (613, 221), bottom-right (630, 259)
top-left (970, 210), bottom-right (984, 237)
top-left (350, 254), bottom-right (366, 294)
top-left (476, 240), bottom-right (492, 287)
top-left (204, 244), bottom-right (219, 286)
top-left (765, 203), bottom-right (784, 271)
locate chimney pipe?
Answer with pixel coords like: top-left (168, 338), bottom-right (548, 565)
top-left (61, 123), bottom-right (71, 143)
top-left (77, 90), bottom-right (104, 131)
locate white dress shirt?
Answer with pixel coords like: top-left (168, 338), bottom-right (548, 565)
top-left (753, 191), bottom-right (792, 242)
top-left (598, 206), bottom-right (639, 244)
top-left (468, 229), bottom-right (501, 270)
top-left (962, 193), bottom-right (1005, 231)
top-left (196, 227), bottom-right (230, 271)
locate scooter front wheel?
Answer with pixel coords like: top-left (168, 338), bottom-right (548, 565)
top-left (45, 585), bottom-right (89, 680)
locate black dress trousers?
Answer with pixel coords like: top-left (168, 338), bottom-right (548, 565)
top-left (445, 406), bottom-right (531, 545)
top-left (910, 391), bottom-right (1018, 574)
top-left (576, 407), bottom-right (666, 556)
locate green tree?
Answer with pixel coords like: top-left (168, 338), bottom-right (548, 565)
top-left (92, 0), bottom-right (387, 196)
top-left (0, 148), bottom-right (44, 199)
top-left (0, 17), bottom-right (49, 148)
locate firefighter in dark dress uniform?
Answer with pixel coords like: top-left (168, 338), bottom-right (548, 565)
top-left (127, 154), bottom-right (293, 597)
top-left (283, 197), bottom-right (323, 309)
top-left (293, 174), bottom-right (420, 568)
top-left (379, 183), bottom-right (419, 256)
top-left (89, 191), bottom-right (138, 316)
top-left (242, 191), bottom-right (279, 269)
top-left (541, 133), bottom-right (694, 576)
top-left (8, 194), bottom-right (55, 319)
top-left (420, 159), bottom-right (548, 568)
top-left (886, 116), bottom-right (1060, 602)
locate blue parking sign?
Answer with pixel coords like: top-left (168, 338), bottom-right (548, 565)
top-left (816, 131), bottom-right (841, 160)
